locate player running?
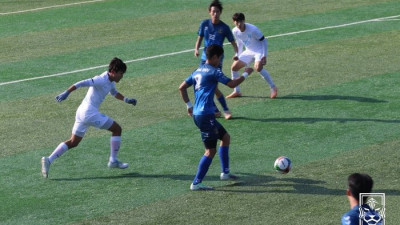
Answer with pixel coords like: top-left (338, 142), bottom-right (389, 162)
top-left (41, 57), bottom-right (136, 178)
top-left (179, 44), bottom-right (253, 190)
top-left (194, 0), bottom-right (238, 120)
top-left (227, 12), bottom-right (277, 99)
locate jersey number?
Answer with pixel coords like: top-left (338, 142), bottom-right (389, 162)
top-left (194, 73), bottom-right (202, 90)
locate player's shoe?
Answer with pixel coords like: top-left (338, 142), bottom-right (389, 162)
top-left (224, 111), bottom-right (232, 120)
top-left (41, 157), bottom-right (50, 178)
top-left (107, 160), bottom-right (129, 169)
top-left (190, 183), bottom-right (214, 191)
top-left (270, 87), bottom-right (278, 99)
top-left (220, 172), bottom-right (238, 180)
top-left (226, 91), bottom-right (242, 98)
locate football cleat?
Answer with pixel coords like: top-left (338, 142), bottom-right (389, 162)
top-left (190, 183), bottom-right (214, 191)
top-left (270, 87), bottom-right (278, 99)
top-left (41, 157), bottom-right (50, 178)
top-left (220, 172), bottom-right (238, 180)
top-left (107, 160), bottom-right (129, 169)
top-left (226, 91), bottom-right (242, 99)
top-left (224, 111), bottom-right (232, 120)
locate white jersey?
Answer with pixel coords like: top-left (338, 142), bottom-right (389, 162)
top-left (80, 71), bottom-right (118, 111)
top-left (232, 23), bottom-right (266, 56)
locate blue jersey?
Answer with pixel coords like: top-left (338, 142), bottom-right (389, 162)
top-left (198, 19), bottom-right (234, 61)
top-left (342, 205), bottom-right (383, 225)
top-left (185, 64), bottom-right (231, 115)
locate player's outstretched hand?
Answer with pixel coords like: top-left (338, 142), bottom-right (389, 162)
top-left (55, 90), bottom-right (70, 102)
top-left (124, 98), bottom-right (137, 106)
top-left (244, 67), bottom-right (254, 76)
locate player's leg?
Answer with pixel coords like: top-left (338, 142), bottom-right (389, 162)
top-left (227, 60), bottom-right (247, 98)
top-left (217, 124), bottom-right (237, 180)
top-left (215, 87), bottom-right (231, 120)
top-left (190, 146), bottom-right (216, 191)
top-left (227, 51), bottom-right (253, 98)
top-left (106, 120), bottom-right (128, 169)
top-left (255, 58), bottom-right (277, 98)
top-left (41, 119), bottom-right (86, 178)
top-left (190, 115), bottom-right (217, 190)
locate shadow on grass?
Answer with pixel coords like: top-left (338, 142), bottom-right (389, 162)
top-left (216, 173), bottom-right (400, 196)
top-left (279, 95), bottom-right (387, 103)
top-left (51, 172), bottom-right (217, 182)
top-left (232, 116), bottom-right (400, 124)
top-left (51, 173), bottom-right (400, 196)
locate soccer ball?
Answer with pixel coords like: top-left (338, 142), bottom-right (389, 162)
top-left (274, 156), bottom-right (292, 174)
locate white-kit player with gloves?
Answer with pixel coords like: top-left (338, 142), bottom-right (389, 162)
top-left (41, 57), bottom-right (137, 178)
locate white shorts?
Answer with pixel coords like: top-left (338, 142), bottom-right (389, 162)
top-left (72, 105), bottom-right (114, 137)
top-left (238, 50), bottom-right (264, 66)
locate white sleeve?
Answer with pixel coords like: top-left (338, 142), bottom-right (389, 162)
top-left (73, 78), bottom-right (93, 89)
top-left (237, 41), bottom-right (244, 56)
top-left (261, 38), bottom-right (268, 57)
top-left (109, 87), bottom-right (118, 97)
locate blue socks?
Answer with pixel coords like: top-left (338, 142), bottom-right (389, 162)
top-left (219, 146), bottom-right (230, 174)
top-left (192, 147), bottom-right (230, 184)
top-left (193, 156), bottom-right (213, 185)
top-left (217, 95), bottom-right (229, 112)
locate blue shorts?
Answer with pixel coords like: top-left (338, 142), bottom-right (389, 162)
top-left (193, 114), bottom-right (227, 149)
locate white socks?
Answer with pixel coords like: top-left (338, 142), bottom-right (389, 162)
top-left (109, 136), bottom-right (121, 163)
top-left (231, 70), bottom-right (240, 93)
top-left (49, 142), bottom-right (68, 163)
top-left (259, 69), bottom-right (275, 88)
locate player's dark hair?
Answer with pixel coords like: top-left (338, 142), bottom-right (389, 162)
top-left (108, 57), bottom-right (127, 73)
top-left (206, 44), bottom-right (224, 60)
top-left (348, 173), bottom-right (373, 202)
top-left (208, 0), bottom-right (223, 12)
top-left (232, 12), bottom-right (245, 21)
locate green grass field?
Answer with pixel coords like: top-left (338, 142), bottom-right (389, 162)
top-left (1, 0), bottom-right (399, 224)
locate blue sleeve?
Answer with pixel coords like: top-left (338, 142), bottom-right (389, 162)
top-left (198, 20), bottom-right (206, 37)
top-left (225, 24), bottom-right (235, 42)
top-left (215, 69), bottom-right (231, 85)
top-left (185, 74), bottom-right (193, 86)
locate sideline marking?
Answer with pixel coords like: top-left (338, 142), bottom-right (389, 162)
top-left (0, 0), bottom-right (105, 15)
top-left (0, 14), bottom-right (398, 86)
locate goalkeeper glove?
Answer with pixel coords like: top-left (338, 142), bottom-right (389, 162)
top-left (124, 97), bottom-right (137, 106)
top-left (55, 91), bottom-right (70, 102)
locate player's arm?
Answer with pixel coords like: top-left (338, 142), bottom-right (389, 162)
top-left (194, 36), bottom-right (203, 57)
top-left (231, 40), bottom-right (239, 61)
top-left (226, 67), bottom-right (254, 88)
top-left (178, 81), bottom-right (193, 116)
top-left (260, 36), bottom-right (268, 65)
top-left (111, 90), bottom-right (137, 106)
top-left (55, 78), bottom-right (92, 102)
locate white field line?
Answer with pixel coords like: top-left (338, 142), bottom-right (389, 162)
top-left (0, 14), bottom-right (399, 87)
top-left (0, 0), bottom-right (105, 15)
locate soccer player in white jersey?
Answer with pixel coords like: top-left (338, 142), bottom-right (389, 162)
top-left (227, 13), bottom-right (277, 99)
top-left (41, 57), bottom-right (137, 178)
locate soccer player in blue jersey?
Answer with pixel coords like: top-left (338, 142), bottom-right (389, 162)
top-left (179, 44), bottom-right (253, 190)
top-left (41, 57), bottom-right (137, 178)
top-left (342, 173), bottom-right (383, 225)
top-left (194, 0), bottom-right (239, 120)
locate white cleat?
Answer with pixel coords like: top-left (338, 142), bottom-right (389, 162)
top-left (41, 157), bottom-right (50, 178)
top-left (220, 172), bottom-right (238, 180)
top-left (107, 160), bottom-right (129, 169)
top-left (190, 183), bottom-right (214, 191)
